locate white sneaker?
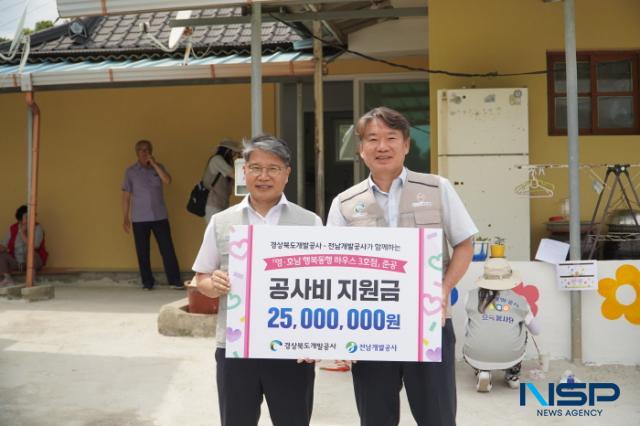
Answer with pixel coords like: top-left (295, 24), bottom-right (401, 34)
top-left (0, 275), bottom-right (14, 287)
top-left (476, 371), bottom-right (492, 392)
top-left (506, 376), bottom-right (520, 389)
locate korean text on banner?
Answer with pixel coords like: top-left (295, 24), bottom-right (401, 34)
top-left (225, 226), bottom-right (443, 362)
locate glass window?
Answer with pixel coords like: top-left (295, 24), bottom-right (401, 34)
top-left (547, 52), bottom-right (638, 135)
top-left (554, 62), bottom-right (591, 93)
top-left (597, 59), bottom-right (632, 92)
top-left (597, 96), bottom-right (634, 128)
top-left (554, 97), bottom-right (592, 129)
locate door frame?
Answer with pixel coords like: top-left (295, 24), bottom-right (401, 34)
top-left (325, 72), bottom-right (429, 182)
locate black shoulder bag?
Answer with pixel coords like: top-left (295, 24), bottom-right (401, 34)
top-left (186, 171), bottom-right (221, 217)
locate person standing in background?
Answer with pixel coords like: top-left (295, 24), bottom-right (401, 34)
top-left (122, 140), bottom-right (182, 290)
top-left (203, 139), bottom-right (242, 224)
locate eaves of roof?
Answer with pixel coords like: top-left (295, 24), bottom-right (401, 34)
top-left (0, 51), bottom-right (326, 92)
top-left (22, 43), bottom-right (299, 63)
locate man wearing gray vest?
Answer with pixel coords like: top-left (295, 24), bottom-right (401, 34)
top-left (327, 107), bottom-right (477, 426)
top-left (192, 134), bottom-right (322, 426)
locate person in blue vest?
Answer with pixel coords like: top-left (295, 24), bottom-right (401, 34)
top-left (192, 134), bottom-right (322, 426)
top-left (327, 107), bottom-right (477, 426)
top-left (0, 205), bottom-right (48, 286)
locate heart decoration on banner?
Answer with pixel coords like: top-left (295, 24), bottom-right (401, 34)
top-left (226, 327), bottom-right (242, 342)
top-left (227, 293), bottom-right (242, 310)
top-left (423, 293), bottom-right (442, 316)
top-left (229, 238), bottom-right (249, 260)
top-left (426, 346), bottom-right (442, 361)
top-left (428, 254), bottom-right (443, 271)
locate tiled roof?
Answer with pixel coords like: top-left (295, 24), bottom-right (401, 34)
top-left (2, 8), bottom-right (303, 63)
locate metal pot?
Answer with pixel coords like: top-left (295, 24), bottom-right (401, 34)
top-left (545, 221), bottom-right (597, 234)
top-left (606, 209), bottom-right (640, 232)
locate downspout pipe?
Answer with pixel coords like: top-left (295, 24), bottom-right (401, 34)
top-left (296, 82), bottom-right (305, 206)
top-left (24, 92), bottom-right (40, 288)
top-left (251, 2), bottom-right (262, 136)
top-left (27, 103), bottom-right (32, 203)
top-left (564, 0), bottom-right (582, 364)
top-left (313, 20), bottom-right (325, 219)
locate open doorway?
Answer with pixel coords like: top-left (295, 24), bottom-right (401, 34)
top-left (278, 77), bottom-right (429, 221)
top-left (303, 110), bottom-right (354, 215)
top-left (361, 79), bottom-right (430, 174)
top-left (279, 81), bottom-right (354, 218)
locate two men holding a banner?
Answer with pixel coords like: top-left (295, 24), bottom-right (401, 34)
top-left (327, 107), bottom-right (477, 426)
top-left (192, 135), bottom-right (323, 426)
top-left (193, 107), bottom-right (477, 426)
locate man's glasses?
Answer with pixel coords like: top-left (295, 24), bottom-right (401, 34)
top-left (247, 165), bottom-right (284, 177)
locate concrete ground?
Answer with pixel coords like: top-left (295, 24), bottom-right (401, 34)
top-left (1, 285), bottom-right (638, 426)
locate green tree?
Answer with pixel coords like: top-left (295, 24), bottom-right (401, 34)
top-left (21, 20), bottom-right (54, 36)
top-left (34, 20), bottom-right (54, 32)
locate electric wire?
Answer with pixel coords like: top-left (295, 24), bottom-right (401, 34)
top-left (268, 12), bottom-right (550, 78)
top-left (3, 7), bottom-right (555, 83)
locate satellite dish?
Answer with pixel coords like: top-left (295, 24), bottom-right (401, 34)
top-left (169, 10), bottom-right (192, 49)
top-left (9, 1), bottom-right (29, 53)
top-left (140, 9), bottom-right (193, 63)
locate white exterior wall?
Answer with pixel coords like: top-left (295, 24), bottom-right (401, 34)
top-left (452, 260), bottom-right (640, 365)
top-left (347, 17), bottom-right (428, 57)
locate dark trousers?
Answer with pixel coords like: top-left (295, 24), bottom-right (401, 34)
top-left (351, 319), bottom-right (457, 426)
top-left (0, 251), bottom-right (42, 274)
top-left (215, 348), bottom-right (315, 426)
top-left (132, 219), bottom-right (181, 288)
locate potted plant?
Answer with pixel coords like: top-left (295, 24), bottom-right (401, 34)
top-left (490, 236), bottom-right (506, 258)
top-left (472, 236), bottom-right (491, 261)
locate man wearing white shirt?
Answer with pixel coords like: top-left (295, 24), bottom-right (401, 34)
top-left (193, 135), bottom-right (322, 426)
top-left (327, 107), bottom-right (477, 426)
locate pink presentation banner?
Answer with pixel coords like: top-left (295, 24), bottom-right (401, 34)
top-left (225, 226), bottom-right (443, 362)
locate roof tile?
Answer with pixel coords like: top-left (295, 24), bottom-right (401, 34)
top-left (7, 7), bottom-right (304, 63)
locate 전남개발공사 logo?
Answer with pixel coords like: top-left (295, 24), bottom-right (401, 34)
top-left (520, 382), bottom-right (620, 418)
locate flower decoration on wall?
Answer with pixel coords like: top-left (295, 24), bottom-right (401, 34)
top-left (598, 264), bottom-right (640, 325)
top-left (512, 282), bottom-right (540, 316)
top-left (450, 287), bottom-right (459, 305)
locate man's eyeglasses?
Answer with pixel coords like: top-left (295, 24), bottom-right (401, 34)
top-left (247, 165), bottom-right (284, 177)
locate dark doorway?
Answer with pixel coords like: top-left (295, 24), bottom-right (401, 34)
top-left (279, 81), bottom-right (354, 218)
top-left (303, 111), bottom-right (354, 218)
